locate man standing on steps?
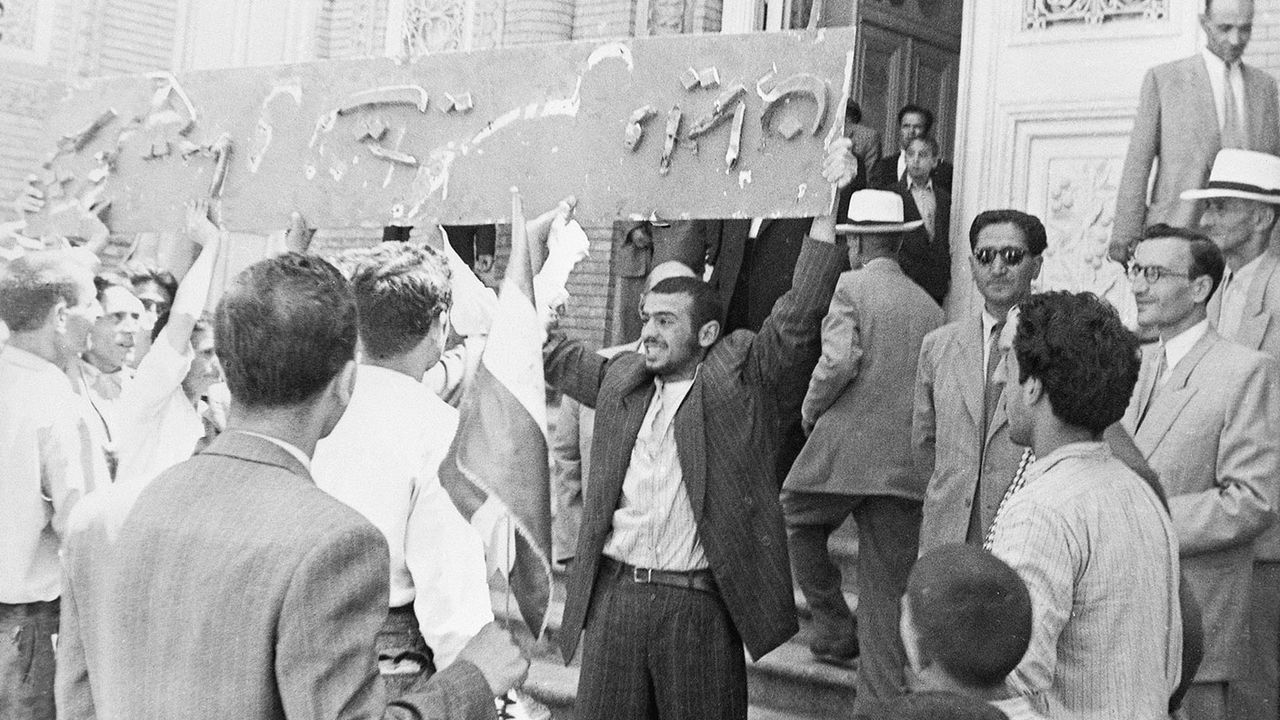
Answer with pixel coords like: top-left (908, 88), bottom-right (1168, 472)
top-left (543, 141), bottom-right (855, 720)
top-left (782, 189), bottom-right (943, 712)
top-left (1185, 148), bottom-right (1280, 720)
top-left (913, 210), bottom-right (1045, 557)
top-left (1111, 0), bottom-right (1280, 264)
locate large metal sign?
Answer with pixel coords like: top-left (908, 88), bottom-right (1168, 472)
top-left (27, 28), bottom-right (854, 235)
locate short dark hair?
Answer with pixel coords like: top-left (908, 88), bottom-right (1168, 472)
top-left (127, 263), bottom-right (178, 341)
top-left (906, 545), bottom-right (1032, 688)
top-left (846, 100), bottom-right (863, 125)
top-left (855, 691), bottom-right (1008, 720)
top-left (646, 276), bottom-right (723, 335)
top-left (350, 243), bottom-right (452, 359)
top-left (899, 104), bottom-right (935, 135)
top-left (0, 251), bottom-right (92, 332)
top-left (905, 135), bottom-right (939, 157)
top-left (94, 272), bottom-right (132, 301)
top-left (214, 253), bottom-right (356, 408)
top-left (968, 210), bottom-right (1048, 255)
top-left (1142, 223), bottom-right (1226, 297)
top-left (1014, 291), bottom-right (1140, 435)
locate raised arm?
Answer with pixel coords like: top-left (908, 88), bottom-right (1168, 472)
top-left (744, 140), bottom-right (852, 399)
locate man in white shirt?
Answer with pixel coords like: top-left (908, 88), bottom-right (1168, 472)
top-left (312, 242), bottom-right (492, 689)
top-left (0, 250), bottom-right (104, 720)
top-left (1111, 0), bottom-right (1280, 262)
top-left (1185, 148), bottom-right (1280, 720)
top-left (991, 292), bottom-right (1182, 720)
top-left (1123, 224), bottom-right (1280, 720)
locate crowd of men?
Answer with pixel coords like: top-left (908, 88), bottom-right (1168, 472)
top-left (4, 1), bottom-right (1280, 719)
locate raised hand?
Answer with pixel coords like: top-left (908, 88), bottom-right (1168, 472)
top-left (185, 199), bottom-right (221, 248)
top-left (455, 621), bottom-right (531, 696)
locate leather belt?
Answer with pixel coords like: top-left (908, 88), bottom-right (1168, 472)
top-left (603, 557), bottom-right (717, 593)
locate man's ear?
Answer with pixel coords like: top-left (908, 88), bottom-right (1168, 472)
top-left (698, 319), bottom-right (720, 348)
top-left (1023, 374), bottom-right (1044, 408)
top-left (50, 299), bottom-right (69, 334)
top-left (1191, 274), bottom-right (1215, 305)
top-left (334, 360), bottom-right (357, 406)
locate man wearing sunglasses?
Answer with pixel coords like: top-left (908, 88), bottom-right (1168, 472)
top-left (912, 210), bottom-right (1045, 558)
top-left (1122, 223), bottom-right (1280, 720)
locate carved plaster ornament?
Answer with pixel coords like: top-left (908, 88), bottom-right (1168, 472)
top-left (354, 115), bottom-right (390, 142)
top-left (725, 100), bottom-right (746, 171)
top-left (206, 134), bottom-right (232, 199)
top-left (336, 85), bottom-right (430, 115)
top-left (759, 73), bottom-right (827, 140)
top-left (366, 143), bottom-right (419, 166)
top-left (624, 105), bottom-right (658, 151)
top-left (141, 74), bottom-right (198, 160)
top-left (687, 83), bottom-right (747, 139)
top-left (444, 92), bottom-right (474, 113)
top-left (659, 106), bottom-right (682, 175)
top-left (679, 67), bottom-right (701, 91)
top-left (60, 109), bottom-right (118, 154)
top-left (698, 67), bottom-right (721, 89)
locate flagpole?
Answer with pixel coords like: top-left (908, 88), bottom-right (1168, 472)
top-left (498, 187), bottom-right (526, 720)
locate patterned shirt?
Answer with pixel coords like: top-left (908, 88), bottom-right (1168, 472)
top-left (990, 441), bottom-right (1182, 720)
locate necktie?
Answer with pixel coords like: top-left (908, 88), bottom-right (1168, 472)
top-left (1223, 63), bottom-right (1244, 148)
top-left (1136, 349), bottom-right (1167, 431)
top-left (983, 321), bottom-right (1005, 434)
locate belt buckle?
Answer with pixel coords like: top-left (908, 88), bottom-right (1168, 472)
top-left (632, 566), bottom-right (653, 584)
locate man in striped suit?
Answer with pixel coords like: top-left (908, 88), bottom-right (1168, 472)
top-left (543, 142), bottom-right (855, 720)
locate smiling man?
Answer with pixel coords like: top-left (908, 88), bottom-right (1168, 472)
top-left (1112, 0), bottom-right (1280, 263)
top-left (1122, 223), bottom-right (1280, 720)
top-left (913, 210), bottom-right (1045, 556)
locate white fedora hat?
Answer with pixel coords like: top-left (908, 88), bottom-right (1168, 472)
top-left (1181, 148), bottom-right (1280, 204)
top-left (835, 189), bottom-right (925, 234)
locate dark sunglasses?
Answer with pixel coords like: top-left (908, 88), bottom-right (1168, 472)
top-left (973, 247), bottom-right (1028, 267)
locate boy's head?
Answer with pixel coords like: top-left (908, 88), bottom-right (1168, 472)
top-left (904, 136), bottom-right (940, 185)
top-left (900, 544), bottom-right (1032, 691)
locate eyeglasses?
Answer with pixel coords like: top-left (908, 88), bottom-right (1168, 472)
top-left (973, 247), bottom-right (1028, 267)
top-left (1125, 263), bottom-right (1195, 284)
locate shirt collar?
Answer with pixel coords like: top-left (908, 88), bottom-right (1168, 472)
top-left (1202, 46), bottom-right (1237, 73)
top-left (1025, 440), bottom-right (1110, 487)
top-left (981, 309), bottom-right (1002, 338)
top-left (236, 431), bottom-right (311, 472)
top-left (1, 344), bottom-right (63, 375)
top-left (907, 176), bottom-right (933, 192)
top-left (1231, 252), bottom-right (1267, 287)
top-left (1161, 318), bottom-right (1210, 371)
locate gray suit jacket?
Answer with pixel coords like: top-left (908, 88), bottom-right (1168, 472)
top-left (1123, 330), bottom-right (1280, 681)
top-left (545, 238), bottom-right (843, 664)
top-left (784, 260), bottom-right (943, 499)
top-left (56, 431), bottom-right (493, 720)
top-left (913, 316), bottom-right (1024, 554)
top-left (1211, 250), bottom-right (1280, 560)
top-left (1113, 55), bottom-right (1280, 256)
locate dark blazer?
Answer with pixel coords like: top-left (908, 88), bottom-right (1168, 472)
top-left (868, 153), bottom-right (954, 193)
top-left (895, 179), bottom-right (952, 306)
top-left (545, 238), bottom-right (844, 663)
top-left (705, 218), bottom-right (816, 334)
top-left (56, 431), bottom-right (494, 720)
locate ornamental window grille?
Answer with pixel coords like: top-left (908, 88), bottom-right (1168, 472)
top-left (1023, 0), bottom-right (1168, 30)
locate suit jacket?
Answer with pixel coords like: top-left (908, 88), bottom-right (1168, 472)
top-left (56, 432), bottom-right (494, 720)
top-left (705, 218), bottom-right (816, 334)
top-left (1210, 250), bottom-right (1280, 561)
top-left (1123, 330), bottom-right (1280, 681)
top-left (896, 179), bottom-right (952, 306)
top-left (1113, 55), bottom-right (1280, 256)
top-left (913, 316), bottom-right (1024, 554)
top-left (545, 238), bottom-right (844, 663)
top-left (784, 260), bottom-right (942, 498)
top-left (848, 123), bottom-right (882, 190)
top-left (868, 153), bottom-right (954, 193)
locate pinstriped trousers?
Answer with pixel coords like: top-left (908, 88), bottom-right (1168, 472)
top-left (574, 561), bottom-right (747, 720)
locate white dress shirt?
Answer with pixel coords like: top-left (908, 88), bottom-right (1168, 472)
top-left (908, 177), bottom-right (937, 240)
top-left (990, 442), bottom-right (1181, 720)
top-left (1218, 254), bottom-right (1264, 338)
top-left (0, 346), bottom-right (99, 602)
top-left (113, 339), bottom-right (204, 486)
top-left (1160, 318), bottom-right (1210, 386)
top-left (1203, 47), bottom-right (1247, 134)
top-left (603, 374), bottom-right (709, 571)
top-left (981, 310), bottom-right (1002, 373)
top-left (312, 364), bottom-right (492, 668)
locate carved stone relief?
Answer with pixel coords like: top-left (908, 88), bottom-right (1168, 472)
top-left (402, 0), bottom-right (465, 54)
top-left (1023, 0), bottom-right (1168, 30)
top-left (1037, 156), bottom-right (1137, 326)
top-left (0, 0), bottom-right (36, 50)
